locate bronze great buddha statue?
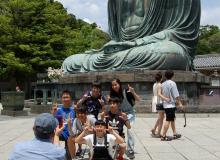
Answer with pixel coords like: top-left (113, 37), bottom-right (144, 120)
top-left (62, 0), bottom-right (201, 73)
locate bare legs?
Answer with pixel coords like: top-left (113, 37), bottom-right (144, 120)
top-left (151, 111), bottom-right (164, 136)
top-left (118, 143), bottom-right (126, 158)
top-left (162, 121), bottom-right (170, 137)
top-left (157, 112), bottom-right (164, 135)
top-left (171, 120), bottom-right (176, 135)
top-left (67, 136), bottom-right (76, 158)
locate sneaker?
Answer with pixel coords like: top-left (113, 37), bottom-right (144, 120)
top-left (126, 151), bottom-right (135, 159)
top-left (76, 148), bottom-right (82, 156)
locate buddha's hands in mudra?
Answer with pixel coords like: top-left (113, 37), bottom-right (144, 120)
top-left (103, 40), bottom-right (136, 54)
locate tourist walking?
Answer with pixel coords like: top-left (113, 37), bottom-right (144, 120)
top-left (110, 78), bottom-right (141, 159)
top-left (161, 70), bottom-right (184, 141)
top-left (151, 72), bottom-right (170, 137)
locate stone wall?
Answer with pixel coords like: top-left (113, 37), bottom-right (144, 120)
top-left (30, 104), bottom-right (52, 114)
top-left (34, 70), bottom-right (219, 112)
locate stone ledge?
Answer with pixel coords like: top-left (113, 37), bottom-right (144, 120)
top-left (137, 113), bottom-right (220, 118)
top-left (135, 105), bottom-right (220, 113)
top-left (58, 70), bottom-right (210, 84)
top-left (1, 109), bottom-right (28, 116)
top-left (30, 104), bottom-right (52, 114)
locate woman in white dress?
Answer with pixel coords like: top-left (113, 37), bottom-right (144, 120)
top-left (151, 72), bottom-right (170, 137)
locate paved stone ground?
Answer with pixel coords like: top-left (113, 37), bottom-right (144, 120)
top-left (1, 113), bottom-right (220, 160)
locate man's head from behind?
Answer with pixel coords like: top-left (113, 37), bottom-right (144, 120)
top-left (33, 113), bottom-right (58, 140)
top-left (165, 70), bottom-right (174, 80)
top-left (155, 72), bottom-right (163, 82)
top-left (61, 90), bottom-right (72, 108)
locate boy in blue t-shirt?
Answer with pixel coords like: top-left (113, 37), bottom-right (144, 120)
top-left (52, 90), bottom-right (75, 158)
top-left (55, 105), bottom-right (75, 140)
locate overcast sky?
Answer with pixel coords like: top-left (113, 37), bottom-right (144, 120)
top-left (57, 0), bottom-right (220, 32)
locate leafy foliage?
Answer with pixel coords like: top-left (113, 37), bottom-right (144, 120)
top-left (0, 0), bottom-right (110, 81)
top-left (196, 25), bottom-right (220, 55)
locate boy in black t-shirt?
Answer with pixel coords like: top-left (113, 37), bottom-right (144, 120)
top-left (78, 82), bottom-right (107, 120)
top-left (104, 97), bottom-right (131, 160)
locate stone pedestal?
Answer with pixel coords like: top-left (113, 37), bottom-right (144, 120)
top-left (1, 91), bottom-right (25, 111)
top-left (36, 69), bottom-right (213, 113)
top-left (1, 110), bottom-right (28, 116)
top-left (30, 104), bottom-right (52, 114)
top-left (1, 91), bottom-right (28, 116)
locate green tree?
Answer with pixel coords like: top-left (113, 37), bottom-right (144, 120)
top-left (0, 0), bottom-right (110, 82)
top-left (208, 32), bottom-right (220, 53)
top-left (196, 25), bottom-right (220, 55)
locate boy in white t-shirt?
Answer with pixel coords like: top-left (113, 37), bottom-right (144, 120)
top-left (75, 120), bottom-right (124, 160)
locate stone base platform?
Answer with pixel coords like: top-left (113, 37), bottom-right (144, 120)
top-left (30, 104), bottom-right (52, 114)
top-left (36, 69), bottom-right (215, 113)
top-left (59, 70), bottom-right (210, 84)
top-left (1, 109), bottom-right (28, 116)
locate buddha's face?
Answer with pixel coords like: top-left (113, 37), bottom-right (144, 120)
top-left (121, 0), bottom-right (150, 29)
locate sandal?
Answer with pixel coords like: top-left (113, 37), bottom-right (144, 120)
top-left (76, 148), bottom-right (82, 156)
top-left (151, 129), bottom-right (156, 135)
top-left (161, 136), bottom-right (172, 141)
top-left (152, 133), bottom-right (162, 138)
top-left (173, 134), bottom-right (181, 139)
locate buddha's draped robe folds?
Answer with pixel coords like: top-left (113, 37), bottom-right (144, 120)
top-left (62, 0), bottom-right (201, 73)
